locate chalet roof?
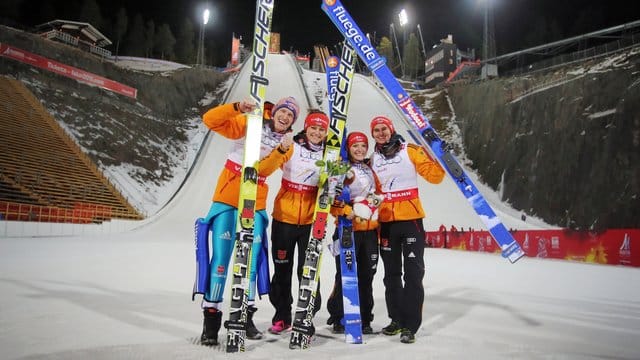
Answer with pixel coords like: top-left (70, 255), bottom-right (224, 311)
top-left (36, 19), bottom-right (112, 47)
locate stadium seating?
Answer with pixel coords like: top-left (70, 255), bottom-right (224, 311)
top-left (0, 76), bottom-right (143, 223)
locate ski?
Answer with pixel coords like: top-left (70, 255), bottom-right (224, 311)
top-left (336, 191), bottom-right (363, 344)
top-left (321, 0), bottom-right (525, 263)
top-left (289, 41), bottom-right (357, 350)
top-left (224, 0), bottom-right (274, 353)
top-left (331, 50), bottom-right (362, 344)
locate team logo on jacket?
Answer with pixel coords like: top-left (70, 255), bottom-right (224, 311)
top-left (217, 265), bottom-right (225, 274)
top-left (277, 249), bottom-right (287, 260)
top-left (380, 237), bottom-right (390, 251)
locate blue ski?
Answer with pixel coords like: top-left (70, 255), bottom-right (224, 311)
top-left (321, 0), bottom-right (524, 263)
top-left (327, 44), bottom-right (362, 344)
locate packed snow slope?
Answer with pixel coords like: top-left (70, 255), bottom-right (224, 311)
top-left (2, 54), bottom-right (638, 360)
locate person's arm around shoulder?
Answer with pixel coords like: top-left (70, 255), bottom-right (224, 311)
top-left (259, 132), bottom-right (293, 177)
top-left (202, 99), bottom-right (256, 138)
top-left (408, 143), bottom-right (445, 184)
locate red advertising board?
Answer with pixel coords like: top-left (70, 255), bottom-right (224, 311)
top-left (230, 35), bottom-right (240, 66)
top-left (426, 228), bottom-right (640, 267)
top-left (0, 43), bottom-right (137, 98)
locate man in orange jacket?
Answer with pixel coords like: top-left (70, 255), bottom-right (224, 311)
top-left (369, 116), bottom-right (445, 344)
top-left (194, 96), bottom-right (300, 346)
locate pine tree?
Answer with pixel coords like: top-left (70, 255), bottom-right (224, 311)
top-left (174, 18), bottom-right (196, 64)
top-left (78, 0), bottom-right (103, 30)
top-left (377, 36), bottom-right (400, 77)
top-left (155, 23), bottom-right (176, 60)
top-left (124, 13), bottom-right (145, 57)
top-left (403, 33), bottom-right (423, 81)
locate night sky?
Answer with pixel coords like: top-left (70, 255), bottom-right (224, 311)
top-left (8, 0), bottom-right (636, 64)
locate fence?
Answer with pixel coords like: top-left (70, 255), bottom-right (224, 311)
top-left (426, 228), bottom-right (639, 267)
top-left (504, 33), bottom-right (640, 77)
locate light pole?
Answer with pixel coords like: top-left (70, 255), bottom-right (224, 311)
top-left (481, 0), bottom-right (497, 78)
top-left (390, 23), bottom-right (404, 78)
top-left (198, 8), bottom-right (210, 66)
top-left (398, 9), bottom-right (408, 79)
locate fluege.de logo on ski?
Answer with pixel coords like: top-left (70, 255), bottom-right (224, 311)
top-left (327, 4), bottom-right (377, 62)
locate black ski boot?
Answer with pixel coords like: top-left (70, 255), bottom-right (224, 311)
top-left (200, 308), bottom-right (222, 346)
top-left (246, 306), bottom-right (264, 340)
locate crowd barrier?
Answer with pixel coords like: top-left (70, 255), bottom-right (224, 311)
top-left (426, 228), bottom-right (639, 267)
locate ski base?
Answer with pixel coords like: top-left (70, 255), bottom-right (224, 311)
top-left (338, 217), bottom-right (363, 344)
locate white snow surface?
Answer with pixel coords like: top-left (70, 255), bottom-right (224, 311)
top-left (1, 54), bottom-right (639, 360)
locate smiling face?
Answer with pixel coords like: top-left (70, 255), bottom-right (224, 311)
top-left (272, 108), bottom-right (295, 133)
top-left (372, 124), bottom-right (392, 145)
top-left (305, 125), bottom-right (327, 145)
top-left (349, 142), bottom-right (367, 162)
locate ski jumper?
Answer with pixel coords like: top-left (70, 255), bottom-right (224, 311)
top-left (370, 143), bottom-right (444, 334)
top-left (259, 141), bottom-right (324, 325)
top-left (200, 102), bottom-right (284, 305)
top-left (328, 161), bottom-right (380, 327)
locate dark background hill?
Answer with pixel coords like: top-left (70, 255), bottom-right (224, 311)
top-left (446, 51), bottom-right (640, 230)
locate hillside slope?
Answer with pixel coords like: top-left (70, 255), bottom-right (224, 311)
top-left (447, 48), bottom-right (640, 229)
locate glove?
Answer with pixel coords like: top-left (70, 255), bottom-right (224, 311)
top-left (327, 239), bottom-right (340, 257)
top-left (263, 101), bottom-right (274, 120)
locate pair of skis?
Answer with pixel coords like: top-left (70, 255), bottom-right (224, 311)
top-left (223, 0), bottom-right (274, 353)
top-left (288, 42), bottom-right (359, 349)
top-left (321, 0), bottom-right (525, 263)
top-left (328, 50), bottom-right (363, 345)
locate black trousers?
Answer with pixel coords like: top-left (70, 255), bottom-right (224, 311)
top-left (268, 219), bottom-right (320, 324)
top-left (379, 219), bottom-right (425, 334)
top-left (327, 228), bottom-right (379, 326)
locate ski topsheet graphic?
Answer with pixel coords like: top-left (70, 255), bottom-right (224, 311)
top-left (321, 0), bottom-right (524, 263)
top-left (224, 0), bottom-right (274, 353)
top-left (327, 45), bottom-right (362, 344)
top-left (289, 41), bottom-right (358, 350)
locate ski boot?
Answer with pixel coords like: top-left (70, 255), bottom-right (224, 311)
top-left (246, 306), bottom-right (264, 340)
top-left (200, 308), bottom-right (222, 346)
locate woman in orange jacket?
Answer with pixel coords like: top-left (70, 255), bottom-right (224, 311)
top-left (195, 96), bottom-right (300, 346)
top-left (369, 116), bottom-right (445, 344)
top-left (258, 110), bottom-right (329, 334)
top-left (326, 131), bottom-right (381, 335)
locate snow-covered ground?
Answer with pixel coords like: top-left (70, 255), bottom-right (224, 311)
top-left (1, 53), bottom-right (638, 359)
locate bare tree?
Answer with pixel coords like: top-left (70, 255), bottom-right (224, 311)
top-left (113, 8), bottom-right (128, 59)
top-left (144, 19), bottom-right (155, 58)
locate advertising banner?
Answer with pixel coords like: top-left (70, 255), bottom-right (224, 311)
top-left (0, 43), bottom-right (137, 98)
top-left (426, 228), bottom-right (639, 267)
top-left (230, 35), bottom-right (240, 66)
